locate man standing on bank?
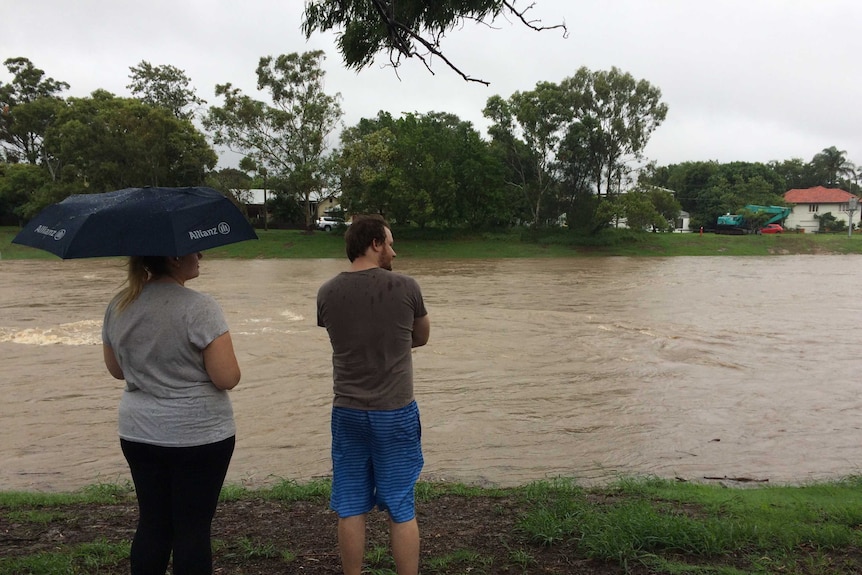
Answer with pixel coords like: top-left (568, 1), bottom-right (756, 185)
top-left (317, 214), bottom-right (431, 575)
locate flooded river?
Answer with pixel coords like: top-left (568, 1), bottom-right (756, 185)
top-left (2, 256), bottom-right (862, 492)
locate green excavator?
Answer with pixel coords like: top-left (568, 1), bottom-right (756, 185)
top-left (715, 205), bottom-right (791, 235)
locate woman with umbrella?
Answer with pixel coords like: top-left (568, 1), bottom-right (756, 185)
top-left (102, 251), bottom-right (241, 575)
top-left (15, 186), bottom-right (255, 574)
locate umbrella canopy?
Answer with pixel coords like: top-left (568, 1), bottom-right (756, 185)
top-left (12, 186), bottom-right (258, 259)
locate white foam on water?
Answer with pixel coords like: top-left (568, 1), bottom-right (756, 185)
top-left (235, 328), bottom-right (295, 336)
top-left (279, 310), bottom-right (304, 321)
top-left (0, 320), bottom-right (102, 346)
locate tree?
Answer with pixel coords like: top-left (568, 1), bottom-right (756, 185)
top-left (238, 156), bottom-right (271, 230)
top-left (646, 185), bottom-right (682, 230)
top-left (484, 67), bottom-right (666, 229)
top-left (643, 161), bottom-right (786, 230)
top-left (338, 125), bottom-right (399, 217)
top-left (439, 116), bottom-right (511, 227)
top-left (337, 111), bottom-right (508, 227)
top-left (559, 66), bottom-right (668, 197)
top-left (43, 91), bottom-right (216, 197)
top-left (0, 57), bottom-right (69, 165)
top-left (301, 0), bottom-right (566, 84)
top-left (127, 61), bottom-right (205, 120)
top-left (737, 206), bottom-right (774, 232)
top-left (556, 119), bottom-right (602, 232)
top-left (815, 211), bottom-right (845, 233)
top-left (205, 51), bottom-right (343, 230)
top-left (811, 146), bottom-right (853, 187)
top-left (205, 167), bottom-right (254, 215)
top-left (0, 162), bottom-right (49, 224)
top-left (619, 189), bottom-right (660, 231)
top-left (484, 82), bottom-right (571, 226)
top-left (768, 158), bottom-right (816, 191)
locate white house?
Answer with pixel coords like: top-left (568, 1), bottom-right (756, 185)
top-left (614, 210), bottom-right (690, 232)
top-left (783, 186), bottom-right (858, 233)
top-left (315, 193), bottom-right (343, 219)
top-left (233, 188), bottom-right (344, 221)
top-left (241, 188), bottom-right (267, 206)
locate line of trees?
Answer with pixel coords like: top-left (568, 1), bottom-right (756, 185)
top-left (1, 54), bottom-right (859, 233)
top-left (642, 146), bottom-right (860, 231)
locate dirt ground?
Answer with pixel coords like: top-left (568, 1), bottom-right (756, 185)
top-left (1, 494), bottom-right (655, 574)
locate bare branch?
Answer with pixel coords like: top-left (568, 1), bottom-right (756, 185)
top-left (502, 1), bottom-right (569, 37)
top-left (371, 1), bottom-right (492, 85)
top-left (399, 26), bottom-right (491, 85)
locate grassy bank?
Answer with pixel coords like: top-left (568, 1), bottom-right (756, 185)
top-left (4, 225), bottom-right (862, 260)
top-left (2, 476), bottom-right (862, 574)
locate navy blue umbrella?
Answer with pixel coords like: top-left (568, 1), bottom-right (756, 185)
top-left (12, 186), bottom-right (258, 258)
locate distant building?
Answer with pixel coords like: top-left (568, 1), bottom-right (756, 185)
top-left (242, 188), bottom-right (267, 206)
top-left (783, 186), bottom-right (858, 233)
top-left (232, 188), bottom-right (268, 225)
top-left (315, 193), bottom-right (343, 220)
top-left (234, 188), bottom-right (346, 226)
top-left (675, 210), bottom-right (691, 232)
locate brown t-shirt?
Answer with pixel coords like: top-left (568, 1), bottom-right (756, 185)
top-left (317, 267), bottom-right (427, 410)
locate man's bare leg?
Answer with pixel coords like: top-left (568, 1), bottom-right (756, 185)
top-left (390, 517), bottom-right (420, 575)
top-left (338, 514), bottom-right (367, 575)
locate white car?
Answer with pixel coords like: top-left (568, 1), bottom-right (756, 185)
top-left (317, 216), bottom-right (347, 231)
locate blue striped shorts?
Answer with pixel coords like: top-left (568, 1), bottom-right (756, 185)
top-left (330, 401), bottom-right (424, 523)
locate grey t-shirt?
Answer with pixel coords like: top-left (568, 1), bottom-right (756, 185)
top-left (102, 283), bottom-right (235, 447)
top-left (317, 267), bottom-right (427, 410)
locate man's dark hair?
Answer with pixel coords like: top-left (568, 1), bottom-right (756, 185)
top-left (345, 214), bottom-right (389, 262)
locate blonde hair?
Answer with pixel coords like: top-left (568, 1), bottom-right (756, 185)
top-left (113, 256), bottom-right (170, 312)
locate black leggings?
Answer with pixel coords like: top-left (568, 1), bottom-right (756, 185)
top-left (121, 436), bottom-right (235, 575)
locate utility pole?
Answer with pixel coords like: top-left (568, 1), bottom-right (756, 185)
top-left (848, 196), bottom-right (858, 238)
top-left (260, 167), bottom-right (268, 232)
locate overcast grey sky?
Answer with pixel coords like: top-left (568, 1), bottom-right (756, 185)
top-left (5, 1), bottom-right (861, 172)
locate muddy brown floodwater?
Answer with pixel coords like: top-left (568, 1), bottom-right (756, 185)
top-left (2, 255), bottom-right (862, 492)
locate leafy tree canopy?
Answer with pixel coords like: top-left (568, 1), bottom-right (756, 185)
top-left (644, 160), bottom-right (789, 230)
top-left (205, 51), bottom-right (343, 229)
top-left (484, 66), bottom-right (667, 229)
top-left (810, 145), bottom-right (854, 188)
top-left (0, 162), bottom-right (49, 223)
top-left (337, 110), bottom-right (511, 227)
top-left (45, 91), bottom-right (216, 195)
top-left (0, 57), bottom-right (69, 164)
top-left (301, 0), bottom-right (566, 84)
top-left (127, 61), bottom-right (205, 120)
top-left (0, 57), bottom-right (69, 106)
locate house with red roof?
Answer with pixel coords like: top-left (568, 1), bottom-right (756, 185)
top-left (783, 186), bottom-right (859, 233)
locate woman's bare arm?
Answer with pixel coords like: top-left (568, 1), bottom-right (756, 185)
top-left (203, 332), bottom-right (241, 390)
top-left (103, 344), bottom-right (124, 380)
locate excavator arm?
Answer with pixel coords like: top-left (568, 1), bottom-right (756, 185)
top-left (716, 205), bottom-right (791, 234)
top-left (743, 205), bottom-right (792, 225)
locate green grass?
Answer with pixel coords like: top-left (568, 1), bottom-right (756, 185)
top-left (4, 476), bottom-right (862, 574)
top-left (511, 476), bottom-right (862, 572)
top-left (6, 224), bottom-right (862, 260)
top-left (0, 539), bottom-right (130, 575)
top-left (0, 480), bottom-right (133, 509)
top-left (425, 549), bottom-right (492, 573)
top-left (255, 477), bottom-right (332, 502)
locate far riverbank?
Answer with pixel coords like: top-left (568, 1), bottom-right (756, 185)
top-left (4, 225), bottom-right (862, 259)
